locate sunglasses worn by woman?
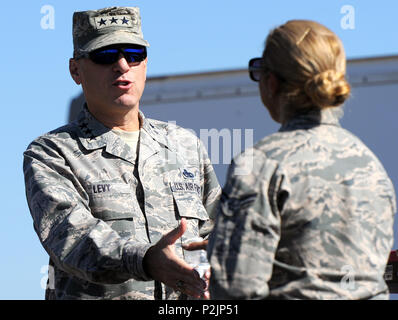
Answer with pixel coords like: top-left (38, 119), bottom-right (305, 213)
top-left (249, 57), bottom-right (286, 85)
top-left (248, 57), bottom-right (263, 81)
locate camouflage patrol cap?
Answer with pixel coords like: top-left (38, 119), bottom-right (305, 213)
top-left (73, 6), bottom-right (150, 57)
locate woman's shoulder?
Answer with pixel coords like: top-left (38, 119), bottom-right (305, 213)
top-left (251, 130), bottom-right (306, 162)
top-left (229, 131), bottom-right (292, 177)
top-left (248, 124), bottom-right (381, 165)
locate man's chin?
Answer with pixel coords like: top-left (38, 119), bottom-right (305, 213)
top-left (112, 99), bottom-right (139, 111)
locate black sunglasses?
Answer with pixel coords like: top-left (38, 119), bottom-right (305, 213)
top-left (77, 46), bottom-right (147, 65)
top-left (248, 57), bottom-right (286, 83)
top-left (248, 57), bottom-right (266, 82)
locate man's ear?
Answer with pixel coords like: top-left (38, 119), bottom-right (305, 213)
top-left (69, 58), bottom-right (82, 85)
top-left (143, 57), bottom-right (148, 82)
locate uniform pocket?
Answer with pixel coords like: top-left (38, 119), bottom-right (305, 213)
top-left (88, 183), bottom-right (136, 237)
top-left (171, 187), bottom-right (209, 246)
top-left (171, 189), bottom-right (209, 221)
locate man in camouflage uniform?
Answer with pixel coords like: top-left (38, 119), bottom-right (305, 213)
top-left (23, 7), bottom-right (220, 300)
top-left (207, 107), bottom-right (396, 299)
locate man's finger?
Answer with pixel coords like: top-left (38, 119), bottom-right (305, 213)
top-left (182, 239), bottom-right (208, 251)
top-left (173, 269), bottom-right (207, 297)
top-left (174, 280), bottom-right (204, 299)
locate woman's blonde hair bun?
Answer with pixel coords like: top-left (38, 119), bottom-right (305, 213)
top-left (304, 70), bottom-right (351, 108)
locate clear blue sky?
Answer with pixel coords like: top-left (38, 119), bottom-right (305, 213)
top-left (1, 0), bottom-right (397, 299)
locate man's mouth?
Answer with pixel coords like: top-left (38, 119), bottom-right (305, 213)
top-left (113, 79), bottom-right (132, 89)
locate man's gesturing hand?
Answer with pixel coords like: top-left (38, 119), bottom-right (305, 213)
top-left (143, 218), bottom-right (207, 298)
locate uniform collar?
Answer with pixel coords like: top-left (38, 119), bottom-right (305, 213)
top-left (76, 104), bottom-right (110, 150)
top-left (76, 104), bottom-right (172, 164)
top-left (140, 110), bottom-right (172, 151)
top-left (279, 107), bottom-right (343, 132)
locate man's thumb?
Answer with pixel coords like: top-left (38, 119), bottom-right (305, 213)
top-left (164, 218), bottom-right (187, 245)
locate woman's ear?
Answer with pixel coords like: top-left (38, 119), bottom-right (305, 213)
top-left (267, 72), bottom-right (280, 98)
top-left (69, 58), bottom-right (82, 85)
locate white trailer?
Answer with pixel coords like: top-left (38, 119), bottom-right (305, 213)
top-left (139, 55), bottom-right (398, 187)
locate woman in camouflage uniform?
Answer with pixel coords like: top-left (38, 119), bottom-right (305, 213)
top-left (208, 20), bottom-right (396, 299)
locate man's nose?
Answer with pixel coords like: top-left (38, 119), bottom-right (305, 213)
top-left (112, 53), bottom-right (130, 73)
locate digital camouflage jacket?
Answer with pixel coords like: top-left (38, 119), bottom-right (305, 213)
top-left (24, 105), bottom-right (221, 300)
